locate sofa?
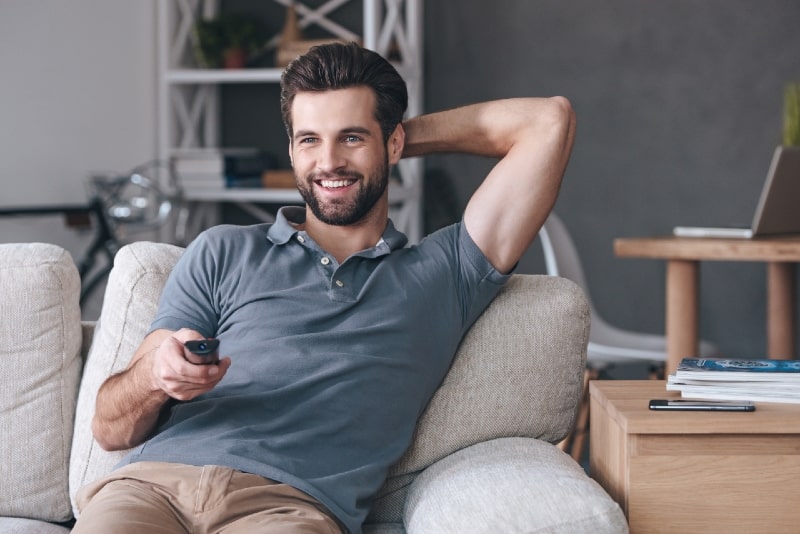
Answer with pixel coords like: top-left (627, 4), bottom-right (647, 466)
top-left (0, 241), bottom-right (627, 533)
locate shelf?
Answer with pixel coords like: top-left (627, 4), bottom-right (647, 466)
top-left (183, 187), bottom-right (301, 203)
top-left (166, 68), bottom-right (284, 84)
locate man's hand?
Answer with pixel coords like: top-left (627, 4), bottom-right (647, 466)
top-left (149, 329), bottom-right (231, 401)
top-left (91, 329), bottom-right (231, 451)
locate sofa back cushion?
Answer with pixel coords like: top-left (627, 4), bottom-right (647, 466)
top-left (0, 243), bottom-right (82, 522)
top-left (69, 241), bottom-right (184, 516)
top-left (366, 274), bottom-right (589, 524)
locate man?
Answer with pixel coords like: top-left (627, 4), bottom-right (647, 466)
top-left (74, 42), bottom-right (575, 533)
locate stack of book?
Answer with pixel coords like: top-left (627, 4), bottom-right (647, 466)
top-left (667, 358), bottom-right (800, 404)
top-left (173, 148), bottom-right (272, 190)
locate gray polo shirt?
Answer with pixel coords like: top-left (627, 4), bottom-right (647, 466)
top-left (119, 206), bottom-right (510, 533)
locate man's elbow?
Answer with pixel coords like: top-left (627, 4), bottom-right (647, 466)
top-left (91, 416), bottom-right (131, 452)
top-left (546, 96), bottom-right (576, 135)
top-left (539, 96), bottom-right (576, 155)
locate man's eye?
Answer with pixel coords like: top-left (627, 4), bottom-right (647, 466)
top-left (299, 137), bottom-right (317, 144)
top-left (344, 135), bottom-right (361, 143)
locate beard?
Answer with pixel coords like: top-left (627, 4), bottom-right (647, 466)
top-left (297, 155), bottom-right (389, 226)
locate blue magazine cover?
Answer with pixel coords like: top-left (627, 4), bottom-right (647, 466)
top-left (680, 358), bottom-right (800, 373)
top-left (676, 358), bottom-right (800, 383)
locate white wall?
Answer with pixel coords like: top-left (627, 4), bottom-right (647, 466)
top-left (0, 1), bottom-right (157, 243)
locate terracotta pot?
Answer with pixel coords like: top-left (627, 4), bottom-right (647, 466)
top-left (223, 47), bottom-right (247, 69)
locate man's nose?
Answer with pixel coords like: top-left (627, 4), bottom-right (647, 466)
top-left (317, 143), bottom-right (346, 172)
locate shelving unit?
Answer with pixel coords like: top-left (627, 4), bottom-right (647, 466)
top-left (156, 0), bottom-right (424, 242)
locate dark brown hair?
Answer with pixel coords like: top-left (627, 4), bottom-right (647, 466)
top-left (280, 42), bottom-right (408, 142)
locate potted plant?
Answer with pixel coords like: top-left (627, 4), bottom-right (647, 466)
top-left (192, 14), bottom-right (265, 69)
top-left (784, 81), bottom-right (800, 147)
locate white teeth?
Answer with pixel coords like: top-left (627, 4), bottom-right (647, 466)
top-left (320, 179), bottom-right (353, 188)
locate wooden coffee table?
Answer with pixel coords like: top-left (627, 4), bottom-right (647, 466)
top-left (589, 380), bottom-right (800, 533)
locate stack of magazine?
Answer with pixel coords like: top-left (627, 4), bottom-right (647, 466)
top-left (667, 358), bottom-right (800, 404)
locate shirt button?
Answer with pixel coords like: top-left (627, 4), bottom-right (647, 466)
top-left (335, 280), bottom-right (344, 287)
top-left (321, 257), bottom-right (330, 265)
top-left (297, 235), bottom-right (305, 243)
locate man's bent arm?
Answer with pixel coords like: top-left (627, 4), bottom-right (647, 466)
top-left (91, 329), bottom-right (231, 451)
top-left (402, 97), bottom-right (575, 274)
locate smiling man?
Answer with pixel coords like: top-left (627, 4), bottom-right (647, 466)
top-left (73, 42), bottom-right (575, 534)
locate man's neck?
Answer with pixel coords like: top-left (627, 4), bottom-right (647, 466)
top-left (302, 208), bottom-right (388, 264)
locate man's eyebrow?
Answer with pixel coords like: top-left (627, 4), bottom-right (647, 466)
top-left (293, 126), bottom-right (374, 140)
top-left (293, 129), bottom-right (317, 139)
top-left (342, 126), bottom-right (373, 136)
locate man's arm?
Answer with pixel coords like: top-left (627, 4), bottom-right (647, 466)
top-left (91, 328), bottom-right (231, 451)
top-left (402, 97), bottom-right (575, 274)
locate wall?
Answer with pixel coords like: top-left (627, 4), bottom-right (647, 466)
top-left (0, 1), bottom-right (157, 317)
top-left (423, 0), bottom-right (800, 359)
top-left (2, 1), bottom-right (799, 357)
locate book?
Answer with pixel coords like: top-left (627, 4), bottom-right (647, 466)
top-left (173, 148), bottom-right (273, 182)
top-left (676, 358), bottom-right (800, 382)
top-left (667, 378), bottom-right (800, 404)
top-left (172, 147), bottom-right (286, 192)
top-left (668, 357), bottom-right (800, 404)
top-left (177, 173), bottom-right (225, 187)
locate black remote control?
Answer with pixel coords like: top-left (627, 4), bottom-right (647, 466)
top-left (184, 339), bottom-right (220, 365)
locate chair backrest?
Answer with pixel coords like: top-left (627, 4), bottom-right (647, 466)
top-left (538, 213), bottom-right (602, 320)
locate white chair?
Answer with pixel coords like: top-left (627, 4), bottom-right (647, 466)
top-left (540, 212), bottom-right (718, 460)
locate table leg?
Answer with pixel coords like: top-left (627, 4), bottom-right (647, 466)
top-left (767, 262), bottom-right (796, 359)
top-left (666, 260), bottom-right (699, 376)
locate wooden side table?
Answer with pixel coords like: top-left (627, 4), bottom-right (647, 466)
top-left (589, 380), bottom-right (800, 533)
top-left (614, 234), bottom-right (800, 376)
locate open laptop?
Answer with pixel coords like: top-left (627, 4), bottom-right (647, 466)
top-left (673, 145), bottom-right (800, 238)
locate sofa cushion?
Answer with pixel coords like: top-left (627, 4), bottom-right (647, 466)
top-left (0, 517), bottom-right (72, 534)
top-left (0, 243), bottom-right (82, 522)
top-left (404, 437), bottom-right (629, 533)
top-left (368, 275), bottom-right (588, 523)
top-left (69, 241), bottom-right (183, 516)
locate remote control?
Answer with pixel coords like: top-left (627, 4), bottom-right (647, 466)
top-left (184, 339), bottom-right (220, 365)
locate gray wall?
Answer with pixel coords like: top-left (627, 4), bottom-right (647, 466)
top-left (423, 0), bottom-right (800, 359)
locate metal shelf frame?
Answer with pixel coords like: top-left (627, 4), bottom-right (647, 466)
top-left (156, 0), bottom-right (424, 241)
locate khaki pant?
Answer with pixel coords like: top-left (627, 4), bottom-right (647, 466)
top-left (73, 462), bottom-right (344, 534)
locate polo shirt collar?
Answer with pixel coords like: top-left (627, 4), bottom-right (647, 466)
top-left (267, 206), bottom-right (408, 251)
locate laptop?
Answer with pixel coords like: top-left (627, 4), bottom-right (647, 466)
top-left (673, 145), bottom-right (800, 238)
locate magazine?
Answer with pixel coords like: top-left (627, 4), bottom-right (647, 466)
top-left (675, 358), bottom-right (800, 382)
top-left (668, 358), bottom-right (800, 404)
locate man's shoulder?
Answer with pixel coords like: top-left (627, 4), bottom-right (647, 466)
top-left (197, 223), bottom-right (271, 244)
top-left (186, 224), bottom-right (275, 262)
top-left (408, 221), bottom-right (467, 258)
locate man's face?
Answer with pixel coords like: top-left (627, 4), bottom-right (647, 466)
top-left (289, 86), bottom-right (398, 226)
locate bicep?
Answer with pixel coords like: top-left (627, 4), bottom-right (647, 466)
top-left (465, 98), bottom-right (575, 273)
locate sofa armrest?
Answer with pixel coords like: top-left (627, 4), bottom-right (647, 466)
top-left (403, 437), bottom-right (628, 534)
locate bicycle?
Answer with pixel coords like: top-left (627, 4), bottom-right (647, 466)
top-left (0, 161), bottom-right (180, 305)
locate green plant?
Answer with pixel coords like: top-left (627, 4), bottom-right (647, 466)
top-left (784, 82), bottom-right (800, 147)
top-left (192, 14), bottom-right (265, 69)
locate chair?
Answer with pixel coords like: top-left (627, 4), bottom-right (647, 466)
top-left (540, 213), bottom-right (718, 460)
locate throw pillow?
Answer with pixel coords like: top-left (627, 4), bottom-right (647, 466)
top-left (69, 241), bottom-right (183, 516)
top-left (0, 244), bottom-right (82, 522)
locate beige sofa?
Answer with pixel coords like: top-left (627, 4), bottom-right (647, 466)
top-left (0, 241), bottom-right (627, 533)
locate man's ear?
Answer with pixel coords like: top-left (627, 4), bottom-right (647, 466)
top-left (387, 123), bottom-right (405, 165)
top-left (288, 137), bottom-right (294, 167)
